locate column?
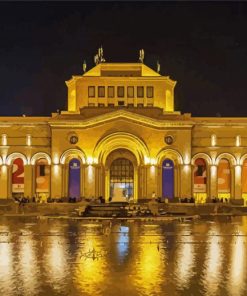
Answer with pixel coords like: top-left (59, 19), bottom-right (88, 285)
top-left (24, 164), bottom-right (33, 198)
top-left (51, 164), bottom-right (62, 198)
top-left (180, 164), bottom-right (192, 198)
top-left (209, 165), bottom-right (217, 200)
top-left (84, 164), bottom-right (96, 199)
top-left (0, 165), bottom-right (8, 198)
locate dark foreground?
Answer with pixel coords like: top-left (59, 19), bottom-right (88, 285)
top-left (0, 216), bottom-right (247, 296)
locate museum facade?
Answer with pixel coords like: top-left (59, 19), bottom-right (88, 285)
top-left (0, 61), bottom-right (247, 204)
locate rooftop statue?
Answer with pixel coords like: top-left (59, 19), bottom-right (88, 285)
top-left (139, 49), bottom-right (144, 63)
top-left (94, 46), bottom-right (106, 65)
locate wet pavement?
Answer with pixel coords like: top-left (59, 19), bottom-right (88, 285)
top-left (0, 216), bottom-right (247, 295)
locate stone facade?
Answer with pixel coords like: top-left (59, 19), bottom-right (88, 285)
top-left (0, 62), bottom-right (246, 204)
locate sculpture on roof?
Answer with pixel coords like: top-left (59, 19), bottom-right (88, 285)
top-left (157, 60), bottom-right (160, 73)
top-left (139, 49), bottom-right (144, 63)
top-left (94, 46), bottom-right (106, 65)
top-left (83, 60), bottom-right (87, 73)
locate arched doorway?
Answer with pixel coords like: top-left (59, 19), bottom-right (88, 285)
top-left (35, 158), bottom-right (50, 199)
top-left (68, 158), bottom-right (81, 199)
top-left (162, 158), bottom-right (174, 200)
top-left (193, 158), bottom-right (207, 203)
top-left (110, 158), bottom-right (134, 201)
top-left (12, 158), bottom-right (24, 198)
top-left (217, 158), bottom-right (231, 199)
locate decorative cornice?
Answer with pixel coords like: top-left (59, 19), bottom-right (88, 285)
top-left (48, 110), bottom-right (194, 129)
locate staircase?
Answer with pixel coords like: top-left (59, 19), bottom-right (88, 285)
top-left (83, 202), bottom-right (129, 217)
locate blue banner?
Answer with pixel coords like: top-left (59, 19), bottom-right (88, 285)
top-left (68, 158), bottom-right (81, 199)
top-left (162, 159), bottom-right (174, 199)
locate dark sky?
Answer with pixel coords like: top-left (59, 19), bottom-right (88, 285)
top-left (0, 2), bottom-right (247, 117)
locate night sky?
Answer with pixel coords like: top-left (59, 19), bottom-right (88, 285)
top-left (0, 2), bottom-right (247, 117)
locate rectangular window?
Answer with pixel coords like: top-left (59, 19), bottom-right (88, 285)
top-left (118, 101), bottom-right (124, 106)
top-left (127, 86), bottom-right (134, 98)
top-left (147, 86), bottom-right (154, 98)
top-left (137, 86), bottom-right (144, 98)
top-left (128, 104), bottom-right (134, 107)
top-left (98, 103), bottom-right (105, 107)
top-left (108, 103), bottom-right (114, 107)
top-left (98, 86), bottom-right (105, 97)
top-left (108, 86), bottom-right (114, 98)
top-left (117, 86), bottom-right (124, 98)
top-left (88, 86), bottom-right (95, 98)
top-left (137, 103), bottom-right (144, 107)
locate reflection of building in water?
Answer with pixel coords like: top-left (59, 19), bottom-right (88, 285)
top-left (1, 52), bottom-right (247, 204)
top-left (203, 225), bottom-right (223, 296)
top-left (174, 227), bottom-right (195, 288)
top-left (227, 231), bottom-right (246, 296)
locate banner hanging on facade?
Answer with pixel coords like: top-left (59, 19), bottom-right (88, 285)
top-left (12, 158), bottom-right (24, 193)
top-left (36, 159), bottom-right (50, 193)
top-left (69, 158), bottom-right (81, 199)
top-left (218, 159), bottom-right (231, 193)
top-left (162, 159), bottom-right (174, 199)
top-left (193, 158), bottom-right (207, 192)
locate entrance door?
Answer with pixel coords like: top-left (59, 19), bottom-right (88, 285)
top-left (110, 158), bottom-right (134, 201)
top-left (68, 158), bottom-right (81, 199)
top-left (162, 159), bottom-right (174, 199)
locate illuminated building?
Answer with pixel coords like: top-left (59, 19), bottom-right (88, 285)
top-left (0, 54), bottom-right (246, 204)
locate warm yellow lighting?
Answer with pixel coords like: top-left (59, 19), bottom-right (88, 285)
top-left (150, 158), bottom-right (156, 165)
top-left (26, 134), bottom-right (32, 146)
top-left (183, 164), bottom-right (190, 173)
top-left (1, 134), bottom-right (7, 146)
top-left (53, 164), bottom-right (60, 175)
top-left (183, 154), bottom-right (190, 165)
top-left (87, 156), bottom-right (93, 165)
top-left (87, 164), bottom-right (94, 182)
top-left (204, 226), bottom-right (223, 295)
top-left (235, 165), bottom-right (241, 177)
top-left (144, 156), bottom-right (150, 165)
top-left (211, 134), bottom-right (217, 147)
top-left (53, 154), bottom-right (60, 165)
top-left (210, 165), bottom-right (217, 177)
top-left (236, 135), bottom-right (241, 147)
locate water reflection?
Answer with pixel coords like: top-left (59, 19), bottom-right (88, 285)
top-left (0, 226), bottom-right (14, 295)
top-left (202, 224), bottom-right (223, 296)
top-left (134, 225), bottom-right (166, 296)
top-left (227, 231), bottom-right (246, 296)
top-left (174, 226), bottom-right (195, 289)
top-left (1, 218), bottom-right (247, 295)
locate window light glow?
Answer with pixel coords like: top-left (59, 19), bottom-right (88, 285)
top-left (2, 134), bottom-right (7, 146)
top-left (211, 134), bottom-right (216, 147)
top-left (236, 135), bottom-right (241, 147)
top-left (26, 134), bottom-right (32, 146)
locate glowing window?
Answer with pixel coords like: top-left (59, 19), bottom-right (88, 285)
top-left (127, 86), bottom-right (134, 98)
top-left (2, 134), bottom-right (7, 146)
top-left (26, 134), bottom-right (32, 146)
top-left (236, 135), bottom-right (241, 147)
top-left (211, 134), bottom-right (217, 146)
top-left (117, 86), bottom-right (124, 98)
top-left (108, 86), bottom-right (114, 98)
top-left (147, 86), bottom-right (154, 98)
top-left (88, 86), bottom-right (95, 98)
top-left (137, 86), bottom-right (144, 98)
top-left (98, 86), bottom-right (105, 97)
